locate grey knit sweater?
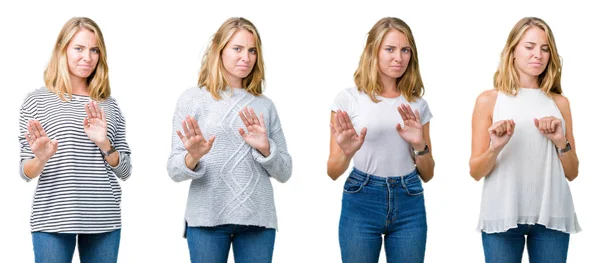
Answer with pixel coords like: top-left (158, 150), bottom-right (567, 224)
top-left (167, 87), bottom-right (292, 232)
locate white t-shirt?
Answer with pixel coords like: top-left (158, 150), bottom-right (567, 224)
top-left (331, 88), bottom-right (432, 177)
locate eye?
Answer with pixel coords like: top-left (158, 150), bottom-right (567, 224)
top-left (525, 46), bottom-right (533, 50)
top-left (233, 47), bottom-right (241, 52)
top-left (385, 47), bottom-right (393, 52)
top-left (541, 46), bottom-right (550, 52)
top-left (249, 48), bottom-right (257, 54)
top-left (91, 48), bottom-right (100, 54)
top-left (401, 47), bottom-right (411, 53)
top-left (74, 47), bottom-right (82, 51)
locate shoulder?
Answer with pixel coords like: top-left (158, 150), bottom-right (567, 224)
top-left (177, 86), bottom-right (208, 105)
top-left (550, 92), bottom-right (571, 117)
top-left (21, 87), bottom-right (52, 107)
top-left (550, 93), bottom-right (570, 109)
top-left (476, 89), bottom-right (499, 104)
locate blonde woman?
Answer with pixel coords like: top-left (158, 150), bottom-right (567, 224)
top-left (470, 17), bottom-right (580, 263)
top-left (19, 17), bottom-right (131, 263)
top-left (328, 17), bottom-right (434, 263)
top-left (167, 17), bottom-right (292, 263)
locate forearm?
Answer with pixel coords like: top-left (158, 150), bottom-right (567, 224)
top-left (327, 154), bottom-right (352, 180)
top-left (469, 147), bottom-right (500, 181)
top-left (559, 151), bottom-right (579, 181)
top-left (185, 152), bottom-right (201, 170)
top-left (97, 139), bottom-right (119, 167)
top-left (23, 157), bottom-right (47, 179)
top-left (415, 154), bottom-right (434, 182)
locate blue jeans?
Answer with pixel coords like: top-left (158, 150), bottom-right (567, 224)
top-left (186, 224), bottom-right (276, 263)
top-left (482, 224), bottom-right (569, 263)
top-left (32, 229), bottom-right (121, 263)
top-left (339, 168), bottom-right (427, 263)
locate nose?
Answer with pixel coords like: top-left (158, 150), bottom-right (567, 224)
top-left (533, 47), bottom-right (542, 59)
top-left (82, 50), bottom-right (91, 62)
top-left (240, 50), bottom-right (249, 62)
top-left (394, 50), bottom-right (403, 62)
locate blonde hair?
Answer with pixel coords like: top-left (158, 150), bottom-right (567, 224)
top-left (354, 17), bottom-right (424, 102)
top-left (198, 17), bottom-right (265, 100)
top-left (494, 17), bottom-right (562, 95)
top-left (44, 17), bottom-right (110, 101)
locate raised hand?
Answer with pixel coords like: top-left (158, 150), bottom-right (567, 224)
top-left (25, 120), bottom-right (58, 162)
top-left (83, 101), bottom-right (109, 146)
top-left (238, 107), bottom-right (270, 156)
top-left (176, 115), bottom-right (216, 160)
top-left (330, 110), bottom-right (367, 156)
top-left (396, 104), bottom-right (425, 150)
top-left (488, 119), bottom-right (515, 152)
top-left (534, 116), bottom-right (565, 146)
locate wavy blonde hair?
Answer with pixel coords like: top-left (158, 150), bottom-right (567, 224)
top-left (198, 17), bottom-right (265, 100)
top-left (44, 17), bottom-right (110, 101)
top-left (494, 17), bottom-right (562, 95)
top-left (354, 17), bottom-right (424, 102)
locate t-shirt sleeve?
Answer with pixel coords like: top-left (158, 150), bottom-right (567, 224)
top-left (418, 98), bottom-right (433, 125)
top-left (331, 89), bottom-right (353, 112)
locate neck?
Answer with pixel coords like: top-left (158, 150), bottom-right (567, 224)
top-left (379, 73), bottom-right (400, 97)
top-left (225, 74), bottom-right (242, 89)
top-left (71, 76), bottom-right (89, 95)
top-left (517, 71), bottom-right (540, 89)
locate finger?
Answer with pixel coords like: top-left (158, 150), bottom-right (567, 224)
top-left (32, 120), bottom-right (44, 138)
top-left (238, 128), bottom-right (246, 138)
top-left (100, 107), bottom-right (106, 124)
top-left (83, 118), bottom-right (89, 128)
top-left (27, 122), bottom-right (38, 141)
top-left (182, 118), bottom-right (192, 138)
top-left (342, 111), bottom-right (355, 131)
top-left (176, 130), bottom-right (186, 142)
top-left (205, 135), bottom-right (216, 148)
top-left (337, 110), bottom-right (349, 130)
top-left (332, 111), bottom-right (344, 133)
top-left (24, 132), bottom-right (32, 145)
top-left (249, 107), bottom-right (260, 125)
top-left (397, 106), bottom-right (408, 121)
top-left (239, 109), bottom-right (251, 127)
top-left (258, 113), bottom-right (265, 128)
top-left (533, 118), bottom-right (539, 128)
top-left (50, 139), bottom-right (59, 151)
top-left (396, 123), bottom-right (403, 132)
top-left (190, 117), bottom-right (204, 138)
top-left (85, 103), bottom-right (93, 118)
top-left (403, 104), bottom-right (416, 120)
top-left (414, 109), bottom-right (421, 123)
top-left (243, 107), bottom-right (254, 125)
top-left (551, 119), bottom-right (562, 132)
top-left (359, 127), bottom-right (367, 142)
top-left (330, 124), bottom-right (339, 137)
top-left (91, 101), bottom-right (100, 118)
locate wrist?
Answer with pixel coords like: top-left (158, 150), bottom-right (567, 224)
top-left (553, 138), bottom-right (567, 149)
top-left (411, 142), bottom-right (426, 152)
top-left (97, 138), bottom-right (112, 152)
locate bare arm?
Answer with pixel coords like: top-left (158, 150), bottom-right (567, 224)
top-left (327, 111), bottom-right (366, 180)
top-left (469, 90), bottom-right (514, 181)
top-left (414, 123), bottom-right (434, 182)
top-left (552, 94), bottom-right (579, 181)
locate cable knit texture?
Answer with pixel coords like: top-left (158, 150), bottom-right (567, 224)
top-left (167, 87), bottom-right (292, 233)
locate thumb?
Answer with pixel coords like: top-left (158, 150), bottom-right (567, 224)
top-left (359, 127), bottom-right (367, 141)
top-left (533, 118), bottom-right (539, 128)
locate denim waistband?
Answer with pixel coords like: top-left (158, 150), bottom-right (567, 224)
top-left (349, 167), bottom-right (420, 187)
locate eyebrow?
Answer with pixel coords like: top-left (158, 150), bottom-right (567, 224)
top-left (384, 45), bottom-right (411, 49)
top-left (524, 42), bottom-right (549, 46)
top-left (73, 44), bottom-right (99, 49)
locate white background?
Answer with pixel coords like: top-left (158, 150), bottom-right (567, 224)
top-left (0, 0), bottom-right (598, 262)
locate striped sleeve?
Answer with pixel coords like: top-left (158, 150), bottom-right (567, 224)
top-left (18, 95), bottom-right (37, 182)
top-left (109, 99), bottom-right (132, 181)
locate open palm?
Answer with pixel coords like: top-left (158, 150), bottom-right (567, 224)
top-left (83, 101), bottom-right (108, 145)
top-left (239, 107), bottom-right (270, 155)
top-left (331, 110), bottom-right (367, 156)
top-left (396, 104), bottom-right (424, 147)
top-left (25, 120), bottom-right (58, 162)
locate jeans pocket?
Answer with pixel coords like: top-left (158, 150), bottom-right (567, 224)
top-left (343, 176), bottom-right (365, 194)
top-left (403, 176), bottom-right (424, 196)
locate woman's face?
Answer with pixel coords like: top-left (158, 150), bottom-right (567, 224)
top-left (66, 28), bottom-right (100, 82)
top-left (513, 26), bottom-right (550, 80)
top-left (221, 29), bottom-right (257, 88)
top-left (377, 29), bottom-right (411, 83)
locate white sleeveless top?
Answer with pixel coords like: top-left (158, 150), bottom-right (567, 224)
top-left (477, 88), bottom-right (581, 234)
top-left (331, 88), bottom-right (432, 177)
